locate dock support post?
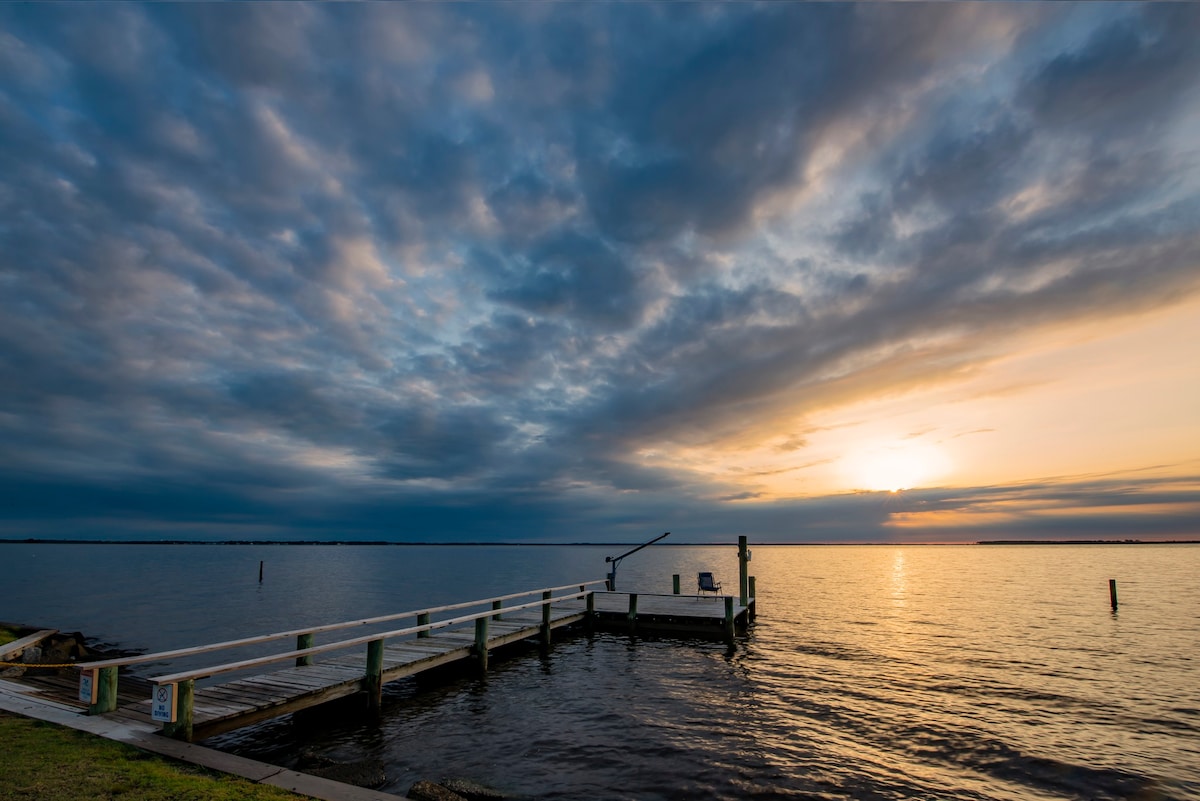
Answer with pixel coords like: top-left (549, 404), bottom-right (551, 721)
top-left (585, 590), bottom-right (595, 634)
top-left (165, 679), bottom-right (194, 741)
top-left (296, 633), bottom-right (313, 666)
top-left (724, 596), bottom-right (735, 644)
top-left (738, 535), bottom-right (749, 607)
top-left (1109, 579), bottom-right (1118, 611)
top-left (672, 574), bottom-right (680, 594)
top-left (541, 590), bottom-right (552, 648)
top-left (417, 612), bottom-right (430, 638)
top-left (493, 599), bottom-right (503, 620)
top-left (474, 617), bottom-right (489, 674)
top-left (628, 593), bottom-right (638, 634)
top-left (748, 576), bottom-right (757, 621)
top-left (365, 639), bottom-right (384, 713)
top-left (89, 666), bottom-right (118, 715)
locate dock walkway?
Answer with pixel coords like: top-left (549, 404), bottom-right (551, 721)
top-left (29, 581), bottom-right (754, 742)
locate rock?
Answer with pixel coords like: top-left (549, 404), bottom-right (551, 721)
top-left (20, 646), bottom-right (42, 664)
top-left (439, 777), bottom-right (521, 800)
top-left (1, 666), bottom-right (25, 678)
top-left (408, 780), bottom-right (468, 801)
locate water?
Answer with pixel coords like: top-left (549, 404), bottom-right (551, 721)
top-left (3, 542), bottom-right (1198, 800)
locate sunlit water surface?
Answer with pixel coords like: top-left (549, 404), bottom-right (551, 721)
top-left (4, 543), bottom-right (1198, 799)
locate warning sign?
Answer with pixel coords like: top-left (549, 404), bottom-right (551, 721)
top-left (151, 683), bottom-right (176, 723)
top-left (78, 671), bottom-right (96, 704)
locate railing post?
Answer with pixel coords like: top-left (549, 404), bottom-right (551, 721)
top-left (738, 535), bottom-right (749, 607)
top-left (365, 639), bottom-right (384, 713)
top-left (748, 576), bottom-right (757, 621)
top-left (89, 666), bottom-right (119, 715)
top-left (417, 612), bottom-right (430, 639)
top-left (492, 599), bottom-right (503, 621)
top-left (296, 633), bottom-right (314, 666)
top-left (724, 596), bottom-right (735, 644)
top-left (164, 679), bottom-right (194, 741)
top-left (672, 574), bottom-right (681, 594)
top-left (541, 590), bottom-right (552, 648)
top-left (585, 589), bottom-right (595, 634)
top-left (474, 616), bottom-right (489, 674)
top-left (628, 592), bottom-right (638, 634)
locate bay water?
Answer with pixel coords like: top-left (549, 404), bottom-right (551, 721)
top-left (3, 542), bottom-right (1197, 800)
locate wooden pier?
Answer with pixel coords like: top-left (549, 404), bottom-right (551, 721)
top-left (58, 580), bottom-right (755, 742)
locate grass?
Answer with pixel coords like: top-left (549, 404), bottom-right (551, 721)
top-left (0, 712), bottom-right (306, 801)
top-left (0, 625), bottom-right (23, 647)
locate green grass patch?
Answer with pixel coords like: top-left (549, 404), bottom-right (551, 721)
top-left (0, 625), bottom-right (24, 647)
top-left (0, 712), bottom-right (305, 801)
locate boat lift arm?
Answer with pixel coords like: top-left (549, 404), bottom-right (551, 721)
top-left (605, 532), bottom-right (669, 591)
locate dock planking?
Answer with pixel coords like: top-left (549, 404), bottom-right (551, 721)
top-left (58, 578), bottom-right (755, 742)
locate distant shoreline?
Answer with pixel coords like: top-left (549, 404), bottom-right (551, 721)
top-left (1, 538), bottom-right (1196, 546)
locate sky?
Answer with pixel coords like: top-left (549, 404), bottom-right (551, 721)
top-left (1, 3), bottom-right (1198, 543)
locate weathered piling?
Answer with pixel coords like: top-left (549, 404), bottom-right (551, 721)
top-left (295, 633), bottom-right (313, 666)
top-left (672, 574), bottom-right (681, 594)
top-left (258, 561), bottom-right (263, 582)
top-left (738, 536), bottom-right (750, 606)
top-left (1109, 579), bottom-right (1118, 611)
top-left (365, 640), bottom-right (384, 712)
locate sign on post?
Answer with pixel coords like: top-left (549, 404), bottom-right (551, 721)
top-left (151, 683), bottom-right (177, 723)
top-left (78, 670), bottom-right (97, 704)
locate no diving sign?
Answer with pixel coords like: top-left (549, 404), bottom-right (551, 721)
top-left (151, 683), bottom-right (177, 723)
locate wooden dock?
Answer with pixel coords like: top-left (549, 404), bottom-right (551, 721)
top-left (50, 580), bottom-right (755, 742)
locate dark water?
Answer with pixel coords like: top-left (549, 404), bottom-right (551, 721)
top-left (3, 543), bottom-right (1198, 800)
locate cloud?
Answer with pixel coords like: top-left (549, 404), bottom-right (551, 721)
top-left (1, 3), bottom-right (1198, 542)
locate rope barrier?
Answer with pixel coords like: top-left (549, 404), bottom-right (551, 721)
top-left (0, 660), bottom-right (81, 669)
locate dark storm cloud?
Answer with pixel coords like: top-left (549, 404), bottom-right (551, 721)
top-left (1, 3), bottom-right (1197, 542)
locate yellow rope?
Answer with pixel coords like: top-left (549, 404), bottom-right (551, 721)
top-left (0, 661), bottom-right (81, 669)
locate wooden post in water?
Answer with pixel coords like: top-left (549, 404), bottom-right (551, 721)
top-left (748, 576), bottom-right (757, 621)
top-left (474, 617), bottom-right (489, 674)
top-left (492, 599), bottom-right (504, 621)
top-left (165, 679), bottom-right (194, 741)
top-left (724, 596), bottom-right (735, 644)
top-left (672, 574), bottom-right (681, 594)
top-left (628, 593), bottom-right (638, 634)
top-left (585, 589), bottom-right (595, 634)
top-left (738, 536), bottom-right (749, 606)
top-left (417, 612), bottom-right (430, 638)
top-left (296, 633), bottom-right (314, 666)
top-left (1109, 579), bottom-right (1118, 611)
top-left (90, 666), bottom-right (118, 715)
top-left (258, 561), bottom-right (263, 583)
top-left (365, 639), bottom-right (384, 713)
top-left (541, 590), bottom-right (552, 648)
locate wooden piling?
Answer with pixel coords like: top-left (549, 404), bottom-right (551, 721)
top-left (295, 633), bottom-right (314, 666)
top-left (417, 612), bottom-right (430, 638)
top-left (540, 590), bottom-right (552, 647)
top-left (164, 679), bottom-right (194, 741)
top-left (585, 589), bottom-right (595, 633)
top-left (672, 574), bottom-right (681, 594)
top-left (724, 596), bottom-right (735, 644)
top-left (628, 593), bottom-right (638, 634)
top-left (1109, 579), bottom-right (1118, 611)
top-left (474, 617), bottom-right (489, 673)
top-left (738, 536), bottom-right (749, 606)
top-left (492, 599), bottom-right (503, 620)
top-left (365, 640), bottom-right (384, 712)
top-left (90, 666), bottom-right (118, 715)
top-left (258, 561), bottom-right (263, 583)
top-left (748, 576), bottom-right (757, 621)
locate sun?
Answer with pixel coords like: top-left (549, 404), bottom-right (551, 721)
top-left (844, 441), bottom-right (951, 492)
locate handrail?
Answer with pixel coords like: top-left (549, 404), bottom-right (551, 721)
top-left (151, 589), bottom-right (592, 685)
top-left (82, 580), bottom-right (606, 670)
